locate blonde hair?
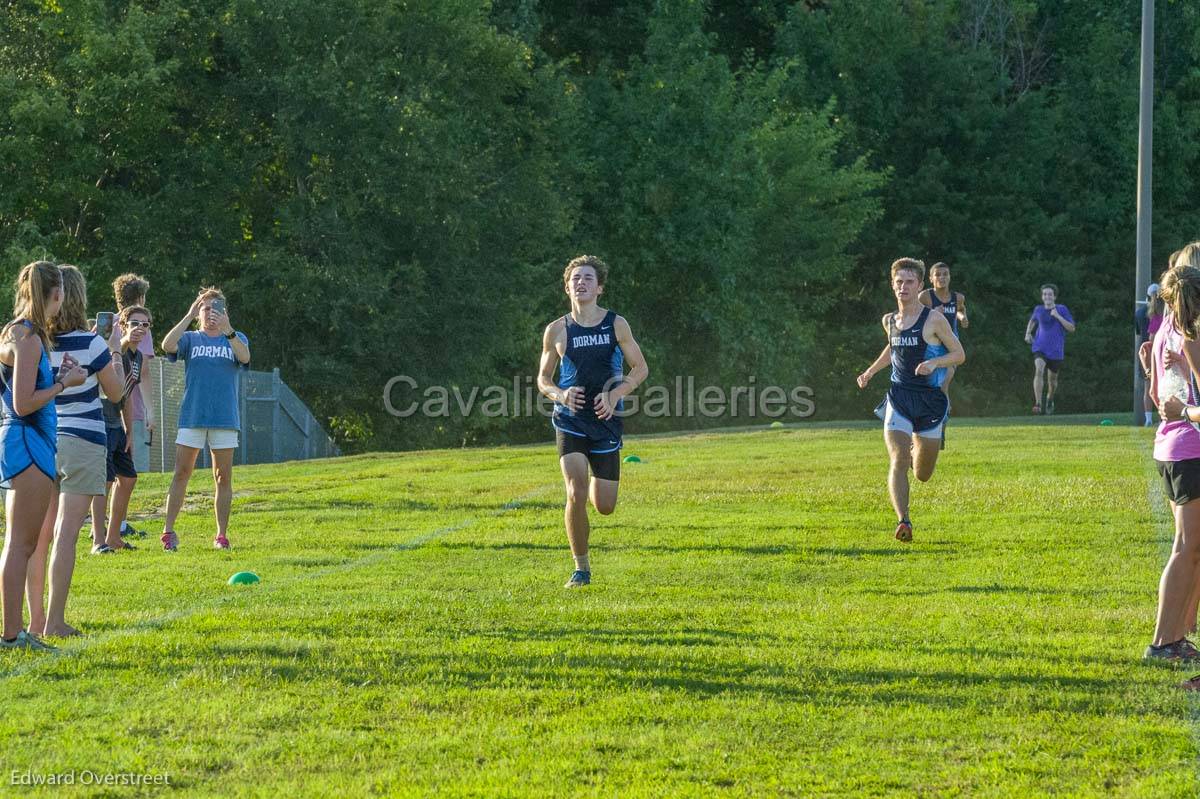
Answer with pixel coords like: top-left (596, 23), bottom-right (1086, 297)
top-left (1160, 257), bottom-right (1200, 341)
top-left (51, 264), bottom-right (89, 338)
top-left (7, 261), bottom-right (62, 352)
top-left (890, 258), bottom-right (925, 283)
top-left (1171, 243), bottom-right (1200, 271)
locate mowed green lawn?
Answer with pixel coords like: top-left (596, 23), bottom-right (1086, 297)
top-left (0, 417), bottom-right (1196, 797)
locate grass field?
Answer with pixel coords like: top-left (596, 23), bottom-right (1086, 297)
top-left (0, 417), bottom-right (1197, 796)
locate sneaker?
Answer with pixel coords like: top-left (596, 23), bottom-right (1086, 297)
top-left (161, 531), bottom-right (179, 552)
top-left (894, 521), bottom-right (913, 543)
top-left (1046, 398), bottom-right (1056, 415)
top-left (1144, 639), bottom-right (1200, 663)
top-left (121, 522), bottom-right (146, 539)
top-left (564, 570), bottom-right (591, 588)
top-left (214, 534), bottom-right (231, 550)
top-left (90, 543), bottom-right (114, 555)
top-left (1032, 404), bottom-right (1042, 415)
top-left (0, 630), bottom-right (56, 652)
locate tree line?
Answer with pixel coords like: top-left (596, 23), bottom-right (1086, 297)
top-left (1, 0), bottom-right (1195, 450)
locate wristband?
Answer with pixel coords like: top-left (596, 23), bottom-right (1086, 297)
top-left (225, 331), bottom-right (237, 340)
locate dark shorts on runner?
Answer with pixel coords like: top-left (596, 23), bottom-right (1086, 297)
top-left (105, 426), bottom-right (137, 482)
top-left (1157, 459), bottom-right (1200, 505)
top-left (875, 385), bottom-right (949, 437)
top-left (1033, 351), bottom-right (1063, 373)
top-left (554, 415), bottom-right (621, 482)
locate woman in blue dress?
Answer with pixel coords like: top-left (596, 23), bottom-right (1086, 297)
top-left (0, 262), bottom-right (86, 651)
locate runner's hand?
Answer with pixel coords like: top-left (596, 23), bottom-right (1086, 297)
top-left (856, 371), bottom-right (872, 389)
top-left (1024, 333), bottom-right (1033, 345)
top-left (594, 391), bottom-right (618, 420)
top-left (560, 386), bottom-right (585, 411)
top-left (915, 360), bottom-right (938, 376)
top-left (1164, 349), bottom-right (1182, 370)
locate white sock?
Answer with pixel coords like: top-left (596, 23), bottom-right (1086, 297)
top-left (573, 554), bottom-right (590, 572)
top-left (120, 520), bottom-right (129, 533)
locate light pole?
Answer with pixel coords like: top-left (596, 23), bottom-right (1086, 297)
top-left (1134, 0), bottom-right (1154, 424)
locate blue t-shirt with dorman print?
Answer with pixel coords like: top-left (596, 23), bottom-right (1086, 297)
top-left (167, 331), bottom-right (250, 430)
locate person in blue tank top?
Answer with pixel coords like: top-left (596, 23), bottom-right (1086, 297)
top-left (857, 258), bottom-right (964, 543)
top-left (537, 256), bottom-right (649, 588)
top-left (918, 261), bottom-right (968, 399)
top-left (0, 262), bottom-right (87, 652)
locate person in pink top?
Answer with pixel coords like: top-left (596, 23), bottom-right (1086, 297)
top-left (1149, 245), bottom-right (1200, 681)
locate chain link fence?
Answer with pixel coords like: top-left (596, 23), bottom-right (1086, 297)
top-left (145, 360), bottom-right (338, 473)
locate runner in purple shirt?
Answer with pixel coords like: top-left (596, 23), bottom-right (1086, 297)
top-left (1023, 283), bottom-right (1076, 415)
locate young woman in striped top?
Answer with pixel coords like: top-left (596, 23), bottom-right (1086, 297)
top-left (25, 265), bottom-right (125, 638)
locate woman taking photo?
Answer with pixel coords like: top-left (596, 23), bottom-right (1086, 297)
top-left (0, 262), bottom-right (86, 651)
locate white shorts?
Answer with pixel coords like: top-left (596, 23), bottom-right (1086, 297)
top-left (883, 400), bottom-right (943, 440)
top-left (176, 427), bottom-right (239, 451)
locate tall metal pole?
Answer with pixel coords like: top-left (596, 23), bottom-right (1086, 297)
top-left (1135, 0), bottom-right (1154, 425)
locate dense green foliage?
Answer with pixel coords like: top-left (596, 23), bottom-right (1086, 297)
top-left (0, 420), bottom-right (1195, 794)
top-left (0, 1), bottom-right (1195, 450)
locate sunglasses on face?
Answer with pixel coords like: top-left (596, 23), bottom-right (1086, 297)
top-left (127, 320), bottom-right (151, 329)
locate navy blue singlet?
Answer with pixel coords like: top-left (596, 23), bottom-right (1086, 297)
top-left (929, 289), bottom-right (959, 335)
top-left (554, 310), bottom-right (624, 425)
top-left (890, 308), bottom-right (947, 391)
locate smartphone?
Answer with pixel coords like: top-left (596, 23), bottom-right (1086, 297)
top-left (211, 298), bottom-right (227, 316)
top-left (146, 429), bottom-right (154, 447)
top-left (95, 311), bottom-right (115, 340)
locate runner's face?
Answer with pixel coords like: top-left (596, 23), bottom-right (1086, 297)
top-left (893, 271), bottom-right (920, 303)
top-left (1041, 288), bottom-right (1056, 307)
top-left (931, 267), bottom-right (950, 290)
top-left (566, 267), bottom-right (602, 303)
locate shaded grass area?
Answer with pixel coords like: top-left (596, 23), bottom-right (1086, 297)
top-left (0, 419), bottom-right (1195, 796)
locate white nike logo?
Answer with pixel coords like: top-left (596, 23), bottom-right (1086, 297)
top-left (601, 325), bottom-right (612, 330)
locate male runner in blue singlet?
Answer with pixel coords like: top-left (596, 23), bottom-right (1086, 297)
top-left (537, 256), bottom-right (649, 587)
top-left (857, 258), bottom-right (965, 542)
top-left (918, 261), bottom-right (968, 396)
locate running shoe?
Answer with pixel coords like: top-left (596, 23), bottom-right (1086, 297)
top-left (894, 521), bottom-right (913, 543)
top-left (1032, 404), bottom-right (1041, 415)
top-left (161, 531), bottom-right (179, 552)
top-left (1046, 398), bottom-right (1056, 415)
top-left (0, 631), bottom-right (56, 652)
top-left (1144, 638), bottom-right (1200, 663)
top-left (564, 570), bottom-right (591, 588)
top-left (214, 534), bottom-right (231, 550)
top-left (90, 543), bottom-right (114, 555)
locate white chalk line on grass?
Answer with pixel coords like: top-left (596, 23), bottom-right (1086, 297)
top-left (0, 485), bottom-right (555, 681)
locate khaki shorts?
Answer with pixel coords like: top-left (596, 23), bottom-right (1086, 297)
top-left (56, 435), bottom-right (107, 496)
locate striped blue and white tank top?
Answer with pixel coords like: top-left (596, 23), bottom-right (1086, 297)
top-left (51, 330), bottom-right (113, 446)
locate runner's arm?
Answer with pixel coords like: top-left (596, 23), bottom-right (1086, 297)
top-left (1052, 307), bottom-right (1076, 334)
top-left (610, 316), bottom-right (648, 401)
top-left (537, 320), bottom-right (583, 411)
top-left (917, 290), bottom-right (932, 308)
top-left (918, 313), bottom-right (965, 373)
top-left (956, 293), bottom-right (969, 329)
top-left (1024, 313), bottom-right (1036, 343)
top-left (857, 315), bottom-right (893, 388)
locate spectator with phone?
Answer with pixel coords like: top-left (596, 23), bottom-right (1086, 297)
top-left (90, 304), bottom-right (153, 555)
top-left (25, 265), bottom-right (126, 637)
top-left (160, 288), bottom-right (249, 551)
top-left (111, 273), bottom-right (156, 507)
top-left (0, 262), bottom-right (86, 651)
